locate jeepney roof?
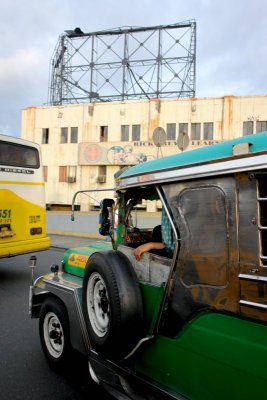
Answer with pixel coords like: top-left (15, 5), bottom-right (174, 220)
top-left (116, 131), bottom-right (267, 189)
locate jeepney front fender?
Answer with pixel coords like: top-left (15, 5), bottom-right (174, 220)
top-left (30, 272), bottom-right (90, 356)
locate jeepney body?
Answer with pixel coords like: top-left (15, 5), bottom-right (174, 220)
top-left (30, 132), bottom-right (267, 400)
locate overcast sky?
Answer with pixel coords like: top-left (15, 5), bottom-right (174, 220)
top-left (1, 0), bottom-right (266, 137)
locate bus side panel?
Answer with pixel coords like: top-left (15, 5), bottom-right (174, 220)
top-left (0, 188), bottom-right (50, 257)
top-left (134, 313), bottom-right (267, 400)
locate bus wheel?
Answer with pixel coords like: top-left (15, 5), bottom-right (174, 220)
top-left (82, 250), bottom-right (144, 360)
top-left (39, 297), bottom-right (72, 367)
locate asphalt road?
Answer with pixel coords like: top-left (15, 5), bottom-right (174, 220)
top-left (0, 248), bottom-right (112, 400)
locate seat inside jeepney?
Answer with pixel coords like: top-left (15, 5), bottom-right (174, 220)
top-left (118, 244), bottom-right (172, 286)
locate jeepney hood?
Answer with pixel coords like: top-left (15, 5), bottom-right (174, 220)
top-left (62, 241), bottom-right (113, 277)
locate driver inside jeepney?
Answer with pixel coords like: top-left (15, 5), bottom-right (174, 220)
top-left (134, 208), bottom-right (174, 260)
top-left (123, 188), bottom-right (175, 260)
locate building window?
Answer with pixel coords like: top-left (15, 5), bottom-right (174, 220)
top-left (59, 166), bottom-right (67, 182)
top-left (60, 127), bottom-right (68, 143)
top-left (100, 126), bottom-right (108, 142)
top-left (70, 127), bottom-right (78, 143)
top-left (59, 166), bottom-right (76, 183)
top-left (256, 121), bottom-right (267, 133)
top-left (203, 123), bottom-right (213, 140)
top-left (243, 121), bottom-right (253, 136)
top-left (166, 123), bottom-right (176, 140)
top-left (67, 166), bottom-right (77, 182)
top-left (97, 165), bottom-right (107, 183)
top-left (42, 128), bottom-right (49, 144)
top-left (132, 125), bottom-right (141, 141)
top-left (179, 123), bottom-right (188, 135)
top-left (191, 123), bottom-right (201, 140)
top-left (121, 125), bottom-right (129, 141)
top-left (43, 166), bottom-right (48, 182)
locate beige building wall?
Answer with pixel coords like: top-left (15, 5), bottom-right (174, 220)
top-left (21, 94), bottom-right (267, 210)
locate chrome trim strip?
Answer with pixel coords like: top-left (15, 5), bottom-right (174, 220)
top-left (43, 277), bottom-right (80, 291)
top-left (73, 289), bottom-right (91, 350)
top-left (240, 299), bottom-right (267, 310)
top-left (29, 285), bottom-right (34, 317)
top-left (123, 336), bottom-right (154, 360)
top-left (259, 225), bottom-right (267, 231)
top-left (239, 274), bottom-right (267, 282)
top-left (117, 154), bottom-right (267, 189)
top-left (33, 275), bottom-right (47, 287)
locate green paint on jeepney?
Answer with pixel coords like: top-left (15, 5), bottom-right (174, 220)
top-left (134, 312), bottom-right (267, 400)
top-left (139, 282), bottom-right (165, 336)
top-left (118, 131), bottom-right (267, 179)
top-left (62, 241), bottom-right (113, 277)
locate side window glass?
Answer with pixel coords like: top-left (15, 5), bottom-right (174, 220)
top-left (164, 184), bottom-right (229, 287)
top-left (179, 186), bottom-right (228, 286)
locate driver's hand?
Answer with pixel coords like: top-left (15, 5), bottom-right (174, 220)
top-left (134, 243), bottom-right (151, 261)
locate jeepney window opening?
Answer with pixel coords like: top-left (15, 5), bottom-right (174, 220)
top-left (122, 186), bottom-right (177, 259)
top-left (124, 186), bottom-right (161, 231)
top-left (257, 174), bottom-right (267, 266)
top-left (124, 198), bottom-right (161, 237)
top-left (124, 189), bottom-right (159, 248)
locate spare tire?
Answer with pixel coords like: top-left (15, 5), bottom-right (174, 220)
top-left (82, 250), bottom-right (144, 360)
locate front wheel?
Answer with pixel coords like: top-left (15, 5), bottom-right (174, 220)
top-left (87, 271), bottom-right (110, 338)
top-left (82, 250), bottom-right (144, 360)
top-left (39, 297), bottom-right (72, 367)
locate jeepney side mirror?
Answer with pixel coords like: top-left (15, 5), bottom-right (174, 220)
top-left (99, 199), bottom-right (115, 236)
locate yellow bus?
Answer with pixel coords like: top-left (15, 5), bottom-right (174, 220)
top-left (0, 134), bottom-right (50, 257)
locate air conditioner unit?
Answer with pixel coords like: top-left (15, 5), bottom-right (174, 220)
top-left (97, 175), bottom-right (106, 183)
top-left (67, 176), bottom-right (76, 183)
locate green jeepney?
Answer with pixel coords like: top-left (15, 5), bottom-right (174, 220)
top-left (30, 131), bottom-right (267, 400)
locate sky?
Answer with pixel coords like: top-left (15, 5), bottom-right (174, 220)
top-left (0, 0), bottom-right (266, 137)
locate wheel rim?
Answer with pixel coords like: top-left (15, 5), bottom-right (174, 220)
top-left (43, 312), bottom-right (64, 359)
top-left (87, 272), bottom-right (110, 337)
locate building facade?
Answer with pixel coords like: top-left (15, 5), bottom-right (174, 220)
top-left (21, 94), bottom-right (267, 211)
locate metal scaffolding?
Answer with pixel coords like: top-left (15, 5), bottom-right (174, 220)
top-left (48, 20), bottom-right (196, 105)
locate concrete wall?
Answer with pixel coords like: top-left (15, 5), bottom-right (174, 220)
top-left (46, 211), bottom-right (161, 238)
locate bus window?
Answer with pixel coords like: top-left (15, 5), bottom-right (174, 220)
top-left (0, 141), bottom-right (39, 169)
